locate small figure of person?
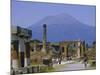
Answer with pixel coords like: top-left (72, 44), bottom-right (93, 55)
top-left (83, 54), bottom-right (88, 68)
top-left (56, 58), bottom-right (59, 64)
top-left (58, 57), bottom-right (62, 64)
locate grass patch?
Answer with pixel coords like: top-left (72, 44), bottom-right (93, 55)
top-left (40, 66), bottom-right (55, 72)
top-left (88, 60), bottom-right (96, 67)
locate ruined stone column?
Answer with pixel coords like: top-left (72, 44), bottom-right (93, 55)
top-left (24, 41), bottom-right (30, 67)
top-left (80, 42), bottom-right (83, 57)
top-left (83, 41), bottom-right (86, 54)
top-left (33, 41), bottom-right (37, 52)
top-left (64, 46), bottom-right (66, 56)
top-left (42, 24), bottom-right (47, 52)
top-left (19, 38), bottom-right (25, 67)
top-left (11, 40), bottom-right (19, 70)
top-left (77, 41), bottom-right (81, 58)
top-left (64, 46), bottom-right (67, 59)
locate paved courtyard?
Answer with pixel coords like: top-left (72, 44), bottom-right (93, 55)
top-left (54, 61), bottom-right (95, 72)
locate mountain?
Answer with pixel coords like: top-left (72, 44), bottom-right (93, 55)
top-left (28, 13), bottom-right (96, 43)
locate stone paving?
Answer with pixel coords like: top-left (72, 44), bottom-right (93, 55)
top-left (54, 61), bottom-right (95, 72)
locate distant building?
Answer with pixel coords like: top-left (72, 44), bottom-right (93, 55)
top-left (59, 40), bottom-right (85, 60)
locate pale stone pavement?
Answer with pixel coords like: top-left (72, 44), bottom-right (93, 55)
top-left (54, 61), bottom-right (95, 72)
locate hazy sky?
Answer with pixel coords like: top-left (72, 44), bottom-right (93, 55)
top-left (11, 0), bottom-right (96, 28)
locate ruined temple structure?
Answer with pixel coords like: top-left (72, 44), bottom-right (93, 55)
top-left (11, 26), bottom-right (32, 71)
top-left (29, 24), bottom-right (86, 62)
top-left (11, 24), bottom-right (88, 75)
top-left (59, 40), bottom-right (86, 60)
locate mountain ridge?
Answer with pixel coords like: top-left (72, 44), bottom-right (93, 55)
top-left (28, 13), bottom-right (96, 43)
